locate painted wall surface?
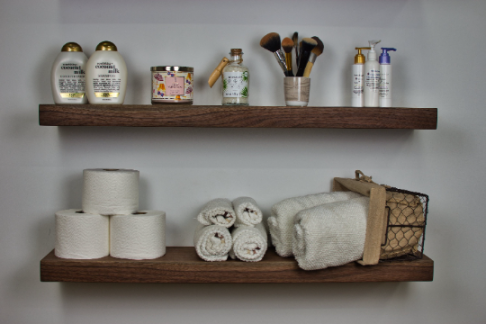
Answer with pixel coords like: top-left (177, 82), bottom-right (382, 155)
top-left (1, 0), bottom-right (485, 323)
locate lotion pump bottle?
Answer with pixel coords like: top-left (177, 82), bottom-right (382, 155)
top-left (86, 41), bottom-right (127, 104)
top-left (379, 47), bottom-right (397, 107)
top-left (352, 47), bottom-right (371, 107)
top-left (51, 42), bottom-right (88, 104)
top-left (363, 40), bottom-right (381, 107)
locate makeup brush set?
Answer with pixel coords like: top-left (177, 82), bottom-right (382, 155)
top-left (260, 32), bottom-right (324, 77)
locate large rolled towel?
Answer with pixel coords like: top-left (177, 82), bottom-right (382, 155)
top-left (232, 197), bottom-right (263, 227)
top-left (197, 198), bottom-right (236, 228)
top-left (267, 191), bottom-right (362, 257)
top-left (293, 197), bottom-right (370, 270)
top-left (194, 224), bottom-right (233, 261)
top-left (229, 223), bottom-right (268, 262)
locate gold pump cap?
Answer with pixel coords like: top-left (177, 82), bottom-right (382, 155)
top-left (96, 41), bottom-right (118, 51)
top-left (354, 47), bottom-right (371, 64)
top-left (61, 42), bottom-right (83, 52)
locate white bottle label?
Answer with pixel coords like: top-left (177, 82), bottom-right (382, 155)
top-left (380, 68), bottom-right (391, 98)
top-left (92, 62), bottom-right (122, 98)
top-left (58, 63), bottom-right (86, 98)
top-left (365, 69), bottom-right (380, 92)
top-left (223, 72), bottom-right (249, 98)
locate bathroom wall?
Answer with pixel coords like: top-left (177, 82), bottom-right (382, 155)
top-left (1, 0), bottom-right (485, 323)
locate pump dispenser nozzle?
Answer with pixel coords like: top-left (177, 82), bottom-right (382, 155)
top-left (379, 48), bottom-right (396, 64)
top-left (354, 47), bottom-right (371, 64)
top-left (367, 40), bottom-right (381, 61)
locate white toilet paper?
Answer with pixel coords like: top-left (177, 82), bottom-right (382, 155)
top-left (82, 168), bottom-right (139, 215)
top-left (110, 210), bottom-right (166, 260)
top-left (55, 209), bottom-right (110, 259)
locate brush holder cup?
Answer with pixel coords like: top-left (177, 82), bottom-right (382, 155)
top-left (283, 77), bottom-right (311, 106)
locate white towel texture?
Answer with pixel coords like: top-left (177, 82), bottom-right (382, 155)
top-left (268, 191), bottom-right (362, 257)
top-left (194, 224), bottom-right (233, 261)
top-left (232, 197), bottom-right (263, 227)
top-left (229, 223), bottom-right (268, 262)
top-left (197, 198), bottom-right (236, 228)
top-left (293, 197), bottom-right (370, 270)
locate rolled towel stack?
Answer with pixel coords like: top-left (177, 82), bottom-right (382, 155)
top-left (267, 191), bottom-right (362, 257)
top-left (55, 169), bottom-right (166, 260)
top-left (293, 197), bottom-right (370, 270)
top-left (194, 197), bottom-right (267, 262)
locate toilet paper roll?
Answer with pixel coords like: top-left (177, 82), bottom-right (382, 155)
top-left (82, 168), bottom-right (139, 215)
top-left (110, 210), bottom-right (166, 260)
top-left (55, 209), bottom-right (110, 259)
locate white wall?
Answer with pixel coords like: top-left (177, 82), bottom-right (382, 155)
top-left (1, 0), bottom-right (485, 323)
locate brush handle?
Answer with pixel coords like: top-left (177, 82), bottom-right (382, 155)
top-left (284, 52), bottom-right (294, 77)
top-left (303, 53), bottom-right (317, 77)
top-left (273, 50), bottom-right (289, 76)
top-left (296, 49), bottom-right (313, 77)
top-left (208, 57), bottom-right (229, 88)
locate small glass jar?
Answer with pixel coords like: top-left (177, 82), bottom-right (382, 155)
top-left (151, 66), bottom-right (193, 104)
top-left (222, 49), bottom-right (249, 105)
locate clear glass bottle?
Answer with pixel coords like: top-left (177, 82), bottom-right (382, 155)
top-left (222, 48), bottom-right (249, 105)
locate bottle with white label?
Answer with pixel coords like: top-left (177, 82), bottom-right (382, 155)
top-left (363, 40), bottom-right (381, 107)
top-left (51, 42), bottom-right (88, 104)
top-left (86, 41), bottom-right (127, 104)
top-left (352, 47), bottom-right (371, 107)
top-left (222, 48), bottom-right (249, 105)
top-left (379, 47), bottom-right (397, 107)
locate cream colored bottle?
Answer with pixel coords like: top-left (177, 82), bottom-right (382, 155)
top-left (86, 41), bottom-right (127, 104)
top-left (222, 49), bottom-right (249, 105)
top-left (51, 42), bottom-right (88, 104)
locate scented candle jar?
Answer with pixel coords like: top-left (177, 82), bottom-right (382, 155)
top-left (151, 66), bottom-right (194, 104)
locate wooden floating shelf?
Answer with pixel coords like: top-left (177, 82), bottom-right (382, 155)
top-left (40, 247), bottom-right (434, 283)
top-left (39, 104), bottom-right (437, 129)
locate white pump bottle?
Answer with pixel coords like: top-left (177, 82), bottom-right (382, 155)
top-left (363, 40), bottom-right (381, 107)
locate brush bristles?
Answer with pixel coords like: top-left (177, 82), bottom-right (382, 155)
top-left (301, 37), bottom-right (317, 50)
top-left (311, 36), bottom-right (324, 56)
top-left (282, 37), bottom-right (294, 53)
top-left (260, 32), bottom-right (281, 53)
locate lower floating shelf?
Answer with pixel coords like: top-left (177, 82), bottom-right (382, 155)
top-left (41, 247), bottom-right (434, 283)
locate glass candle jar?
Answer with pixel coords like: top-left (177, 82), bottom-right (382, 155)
top-left (151, 66), bottom-right (194, 104)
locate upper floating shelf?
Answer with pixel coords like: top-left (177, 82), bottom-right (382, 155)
top-left (39, 104), bottom-right (437, 129)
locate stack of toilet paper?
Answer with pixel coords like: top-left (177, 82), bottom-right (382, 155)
top-left (194, 197), bottom-right (268, 262)
top-left (55, 169), bottom-right (166, 260)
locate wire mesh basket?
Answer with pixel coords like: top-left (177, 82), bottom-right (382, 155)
top-left (380, 187), bottom-right (429, 262)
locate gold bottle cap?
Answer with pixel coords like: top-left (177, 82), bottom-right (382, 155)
top-left (96, 41), bottom-right (118, 51)
top-left (354, 47), bottom-right (371, 64)
top-left (61, 42), bottom-right (83, 52)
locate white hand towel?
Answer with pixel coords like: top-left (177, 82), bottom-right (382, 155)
top-left (197, 198), bottom-right (236, 228)
top-left (229, 223), bottom-right (268, 262)
top-left (232, 197), bottom-right (263, 227)
top-left (268, 191), bottom-right (362, 257)
top-left (194, 224), bottom-right (233, 262)
top-left (293, 197), bottom-right (370, 270)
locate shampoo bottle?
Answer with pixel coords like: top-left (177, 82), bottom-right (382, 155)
top-left (352, 47), bottom-right (371, 107)
top-left (363, 40), bottom-right (381, 107)
top-left (86, 41), bottom-right (127, 104)
top-left (379, 47), bottom-right (397, 107)
top-left (51, 42), bottom-right (88, 104)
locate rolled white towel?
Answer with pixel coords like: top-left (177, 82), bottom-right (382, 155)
top-left (194, 224), bottom-right (233, 262)
top-left (197, 198), bottom-right (236, 228)
top-left (229, 223), bottom-right (268, 262)
top-left (267, 191), bottom-right (362, 257)
top-left (232, 197), bottom-right (263, 227)
top-left (293, 197), bottom-right (370, 270)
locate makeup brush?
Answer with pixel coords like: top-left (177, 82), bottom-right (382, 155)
top-left (292, 32), bottom-right (299, 66)
top-left (282, 37), bottom-right (294, 77)
top-left (295, 37), bottom-right (317, 77)
top-left (260, 32), bottom-right (289, 76)
top-left (303, 36), bottom-right (324, 77)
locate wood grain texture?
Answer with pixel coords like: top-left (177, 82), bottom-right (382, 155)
top-left (40, 247), bottom-right (434, 283)
top-left (39, 105), bottom-right (438, 129)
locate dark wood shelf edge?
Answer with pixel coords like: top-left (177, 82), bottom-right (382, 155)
top-left (39, 105), bottom-right (438, 129)
top-left (40, 247), bottom-right (434, 283)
